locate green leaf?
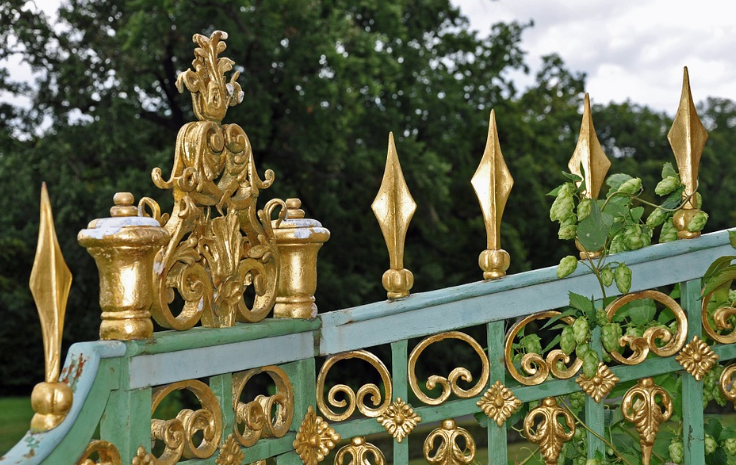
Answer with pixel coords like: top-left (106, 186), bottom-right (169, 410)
top-left (547, 185), bottom-right (562, 197)
top-left (662, 162), bottom-right (678, 178)
top-left (601, 195), bottom-right (628, 219)
top-left (703, 256), bottom-right (736, 283)
top-left (561, 170), bottom-right (582, 183)
top-left (661, 185), bottom-right (686, 210)
top-left (709, 448), bottom-right (728, 465)
top-left (541, 334), bottom-right (561, 353)
top-left (628, 299), bottom-right (656, 326)
top-left (729, 230), bottom-right (736, 249)
top-left (577, 201), bottom-right (614, 251)
top-left (542, 308), bottom-right (578, 329)
top-left (720, 426), bottom-right (736, 440)
top-left (630, 206), bottom-right (644, 223)
top-left (606, 173), bottom-right (633, 190)
top-left (473, 411), bottom-right (488, 428)
top-left (703, 265), bottom-right (736, 297)
top-left (569, 292), bottom-right (594, 314)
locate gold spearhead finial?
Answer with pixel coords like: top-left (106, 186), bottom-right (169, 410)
top-left (29, 183), bottom-right (73, 431)
top-left (669, 67), bottom-right (708, 239)
top-left (372, 132), bottom-right (416, 299)
top-left (569, 93), bottom-right (611, 200)
top-left (471, 110), bottom-right (513, 280)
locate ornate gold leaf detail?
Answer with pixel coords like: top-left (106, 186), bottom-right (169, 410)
top-left (76, 440), bottom-right (122, 465)
top-left (676, 335), bottom-right (718, 381)
top-left (424, 419), bottom-right (475, 465)
top-left (293, 406), bottom-right (340, 465)
top-left (216, 434), bottom-right (244, 465)
top-left (317, 350), bottom-right (392, 421)
top-left (720, 364), bottom-right (736, 408)
top-left (701, 289), bottom-right (736, 344)
top-left (471, 110), bottom-right (513, 280)
top-left (150, 379), bottom-right (223, 464)
top-left (605, 290), bottom-right (688, 365)
top-left (131, 446), bottom-right (155, 465)
top-left (505, 311), bottom-right (582, 386)
top-left (477, 381), bottom-right (521, 427)
top-left (523, 397), bottom-right (575, 465)
top-left (335, 437), bottom-right (385, 465)
top-left (371, 132), bottom-right (416, 299)
top-left (575, 362), bottom-right (619, 403)
top-left (377, 398), bottom-right (421, 442)
top-left (233, 366), bottom-right (294, 447)
top-left (622, 378), bottom-right (672, 465)
top-left (409, 331), bottom-right (489, 405)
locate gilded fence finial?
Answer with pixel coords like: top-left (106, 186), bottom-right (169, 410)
top-left (622, 377), bottom-right (672, 465)
top-left (372, 132), bottom-right (416, 299)
top-left (569, 94), bottom-right (611, 259)
top-left (29, 183), bottom-right (73, 431)
top-left (471, 110), bottom-right (513, 280)
top-left (669, 67), bottom-right (708, 239)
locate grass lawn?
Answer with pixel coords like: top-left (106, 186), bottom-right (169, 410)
top-left (0, 397), bottom-right (34, 457)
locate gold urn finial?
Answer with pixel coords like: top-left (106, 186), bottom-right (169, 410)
top-left (569, 93), bottom-right (611, 259)
top-left (471, 110), bottom-right (513, 280)
top-left (29, 183), bottom-right (73, 432)
top-left (273, 198), bottom-right (330, 319)
top-left (669, 67), bottom-right (708, 239)
top-left (78, 192), bottom-right (170, 340)
top-left (372, 132), bottom-right (416, 300)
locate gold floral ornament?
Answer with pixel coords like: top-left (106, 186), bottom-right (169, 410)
top-left (216, 434), bottom-right (245, 465)
top-left (568, 93), bottom-right (611, 259)
top-left (293, 406), bottom-right (340, 465)
top-left (423, 419), bottom-right (476, 465)
top-left (604, 290), bottom-right (688, 365)
top-left (622, 378), bottom-right (672, 465)
top-left (150, 380), bottom-right (223, 465)
top-left (669, 67), bottom-right (708, 239)
top-left (676, 335), bottom-right (718, 381)
top-left (140, 30), bottom-right (286, 330)
top-left (471, 110), bottom-right (513, 280)
top-left (317, 350), bottom-right (392, 421)
top-left (720, 364), bottom-right (736, 408)
top-left (408, 331), bottom-right (490, 405)
top-left (30, 184), bottom-right (74, 432)
top-left (232, 366), bottom-right (294, 447)
top-left (523, 397), bottom-right (575, 465)
top-left (576, 362), bottom-right (619, 403)
top-left (477, 381), bottom-right (522, 427)
top-left (504, 311), bottom-right (582, 386)
top-left (335, 437), bottom-right (386, 465)
top-left (75, 440), bottom-right (122, 465)
top-left (372, 132), bottom-right (416, 300)
top-left (377, 398), bottom-right (421, 442)
top-left (131, 446), bottom-right (155, 465)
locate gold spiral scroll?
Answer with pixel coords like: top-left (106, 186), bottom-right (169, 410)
top-left (316, 350), bottom-right (392, 421)
top-left (702, 286), bottom-right (736, 344)
top-left (150, 379), bottom-right (223, 465)
top-left (76, 440), bottom-right (122, 465)
top-left (423, 419), bottom-right (476, 465)
top-left (409, 331), bottom-right (489, 405)
top-left (719, 363), bottom-right (736, 408)
top-left (622, 378), bottom-right (672, 465)
top-left (523, 397), bottom-right (575, 465)
top-left (335, 437), bottom-right (386, 465)
top-left (232, 365), bottom-right (294, 447)
top-left (504, 311), bottom-right (582, 386)
top-left (604, 290), bottom-right (688, 365)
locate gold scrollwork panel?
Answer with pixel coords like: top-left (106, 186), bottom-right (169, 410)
top-left (720, 363), bottom-right (736, 407)
top-left (504, 311), bottom-right (581, 386)
top-left (605, 290), bottom-right (687, 365)
top-left (150, 379), bottom-right (223, 465)
top-left (76, 440), bottom-right (122, 465)
top-left (622, 378), bottom-right (672, 465)
top-left (702, 286), bottom-right (736, 344)
top-left (335, 437), bottom-right (386, 465)
top-left (316, 350), bottom-right (392, 421)
top-left (409, 331), bottom-right (489, 405)
top-left (523, 397), bottom-right (575, 465)
top-left (232, 365), bottom-right (294, 446)
top-left (423, 419), bottom-right (475, 465)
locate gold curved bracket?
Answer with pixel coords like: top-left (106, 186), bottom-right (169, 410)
top-left (669, 67), bottom-right (708, 239)
top-left (720, 364), bottom-right (736, 408)
top-left (471, 110), bottom-right (513, 280)
top-left (76, 440), bottom-right (122, 465)
top-left (30, 183), bottom-right (73, 432)
top-left (702, 286), bottom-right (736, 344)
top-left (523, 397), bottom-right (575, 465)
top-left (622, 377), bottom-right (672, 465)
top-left (293, 406), bottom-right (340, 465)
top-left (676, 335), bottom-right (718, 381)
top-left (423, 419), bottom-right (476, 465)
top-left (335, 437), bottom-right (385, 465)
top-left (372, 132), bottom-right (416, 299)
top-left (377, 398), bottom-right (421, 442)
top-left (477, 381), bottom-right (521, 427)
top-left (575, 362), bottom-right (619, 402)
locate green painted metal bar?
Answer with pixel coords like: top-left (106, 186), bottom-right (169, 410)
top-left (99, 386), bottom-right (152, 465)
top-left (487, 320), bottom-right (507, 465)
top-left (209, 374), bottom-right (235, 445)
top-left (391, 339), bottom-right (409, 465)
top-left (681, 278), bottom-right (705, 464)
top-left (585, 325), bottom-right (604, 460)
top-left (278, 358), bottom-right (317, 465)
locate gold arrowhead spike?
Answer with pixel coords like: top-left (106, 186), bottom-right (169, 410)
top-left (471, 110), bottom-right (513, 280)
top-left (372, 132), bottom-right (416, 299)
top-left (669, 67), bottom-right (709, 239)
top-left (29, 183), bottom-right (74, 431)
top-left (568, 93), bottom-right (610, 200)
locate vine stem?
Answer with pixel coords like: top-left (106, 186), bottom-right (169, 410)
top-left (560, 398), bottom-right (634, 465)
top-left (516, 446), bottom-right (541, 465)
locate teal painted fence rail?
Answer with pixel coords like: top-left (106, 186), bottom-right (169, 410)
top-left (3, 229), bottom-right (734, 465)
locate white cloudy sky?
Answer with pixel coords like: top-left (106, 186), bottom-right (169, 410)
top-left (453, 0), bottom-right (736, 114)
